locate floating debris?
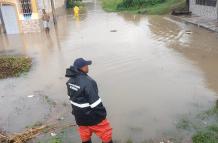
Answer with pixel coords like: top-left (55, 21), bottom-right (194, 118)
top-left (27, 95), bottom-right (35, 98)
top-left (57, 117), bottom-right (64, 121)
top-left (0, 125), bottom-right (48, 143)
top-left (185, 31), bottom-right (192, 34)
top-left (0, 123), bottom-right (76, 143)
top-left (50, 132), bottom-right (57, 137)
top-left (110, 30), bottom-right (117, 32)
top-left (160, 140), bottom-right (174, 143)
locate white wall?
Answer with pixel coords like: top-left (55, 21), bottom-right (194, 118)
top-left (1, 5), bottom-right (19, 34)
top-left (37, 0), bottom-right (65, 13)
top-left (190, 0), bottom-right (218, 19)
top-left (54, 0), bottom-right (65, 8)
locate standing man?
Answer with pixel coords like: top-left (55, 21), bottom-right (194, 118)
top-left (42, 9), bottom-right (50, 33)
top-left (65, 58), bottom-right (113, 143)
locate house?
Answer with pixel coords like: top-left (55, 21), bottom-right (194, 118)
top-left (0, 0), bottom-right (64, 34)
top-left (189, 0), bottom-right (218, 19)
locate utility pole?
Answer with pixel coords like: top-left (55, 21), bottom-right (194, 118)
top-left (0, 3), bottom-right (6, 33)
top-left (186, 0), bottom-right (189, 11)
top-left (50, 0), bottom-right (57, 25)
top-left (217, 2), bottom-right (218, 20)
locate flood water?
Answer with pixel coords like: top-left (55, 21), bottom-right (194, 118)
top-left (0, 0), bottom-right (218, 142)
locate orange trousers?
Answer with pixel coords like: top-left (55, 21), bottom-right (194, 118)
top-left (78, 119), bottom-right (112, 143)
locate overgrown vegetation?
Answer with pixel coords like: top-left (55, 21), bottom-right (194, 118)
top-left (117, 0), bottom-right (166, 10)
top-left (101, 0), bottom-right (186, 14)
top-left (192, 106), bottom-right (218, 143)
top-left (0, 56), bottom-right (32, 79)
top-left (38, 136), bottom-right (63, 143)
top-left (66, 0), bottom-right (84, 8)
top-left (44, 95), bottom-right (57, 107)
top-left (176, 103), bottom-right (218, 143)
top-left (37, 129), bottom-right (72, 143)
top-left (192, 124), bottom-right (218, 143)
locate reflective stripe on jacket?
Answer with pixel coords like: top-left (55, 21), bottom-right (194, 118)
top-left (65, 66), bottom-right (107, 126)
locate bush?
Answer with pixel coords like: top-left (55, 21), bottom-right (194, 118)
top-left (0, 56), bottom-right (32, 79)
top-left (66, 0), bottom-right (82, 8)
top-left (117, 0), bottom-right (165, 9)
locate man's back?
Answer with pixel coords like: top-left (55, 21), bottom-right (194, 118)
top-left (65, 58), bottom-right (113, 143)
top-left (66, 66), bottom-right (107, 126)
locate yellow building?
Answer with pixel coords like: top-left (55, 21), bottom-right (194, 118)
top-left (0, 0), bottom-right (65, 34)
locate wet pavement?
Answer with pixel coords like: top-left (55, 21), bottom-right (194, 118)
top-left (0, 0), bottom-right (218, 142)
top-left (175, 15), bottom-right (218, 33)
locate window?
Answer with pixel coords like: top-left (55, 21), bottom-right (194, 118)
top-left (196, 0), bottom-right (217, 6)
top-left (19, 0), bottom-right (32, 18)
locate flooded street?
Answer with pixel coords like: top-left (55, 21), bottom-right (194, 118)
top-left (0, 0), bottom-right (218, 142)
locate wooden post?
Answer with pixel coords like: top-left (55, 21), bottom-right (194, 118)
top-left (216, 99), bottom-right (218, 109)
top-left (186, 0), bottom-right (189, 11)
top-left (217, 2), bottom-right (218, 21)
top-left (50, 0), bottom-right (57, 25)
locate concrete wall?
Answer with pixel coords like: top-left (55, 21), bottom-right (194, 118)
top-left (1, 5), bottom-right (19, 34)
top-left (0, 0), bottom-right (65, 34)
top-left (37, 0), bottom-right (65, 13)
top-left (54, 0), bottom-right (65, 8)
top-left (190, 0), bottom-right (218, 19)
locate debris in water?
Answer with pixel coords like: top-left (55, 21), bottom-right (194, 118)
top-left (185, 31), bottom-right (192, 34)
top-left (0, 123), bottom-right (76, 143)
top-left (160, 140), bottom-right (174, 143)
top-left (50, 132), bottom-right (56, 137)
top-left (202, 121), bottom-right (208, 125)
top-left (0, 125), bottom-right (48, 143)
top-left (110, 30), bottom-right (117, 32)
top-left (27, 95), bottom-right (35, 98)
top-left (58, 117), bottom-right (64, 121)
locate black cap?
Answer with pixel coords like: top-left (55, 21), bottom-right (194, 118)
top-left (73, 58), bottom-right (92, 69)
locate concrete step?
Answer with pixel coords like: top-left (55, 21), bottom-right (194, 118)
top-left (20, 19), bottom-right (42, 33)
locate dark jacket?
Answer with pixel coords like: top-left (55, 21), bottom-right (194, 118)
top-left (65, 66), bottom-right (107, 126)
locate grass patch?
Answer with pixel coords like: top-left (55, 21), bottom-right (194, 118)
top-left (126, 138), bottom-right (133, 143)
top-left (193, 106), bottom-right (218, 142)
top-left (41, 137), bottom-right (62, 143)
top-left (204, 106), bottom-right (218, 117)
top-left (0, 56), bottom-right (32, 79)
top-left (101, 0), bottom-right (123, 12)
top-left (37, 129), bottom-right (71, 143)
top-left (38, 136), bottom-right (62, 143)
top-left (25, 121), bottom-right (43, 129)
top-left (176, 103), bottom-right (218, 143)
top-left (101, 0), bottom-right (186, 14)
top-left (192, 124), bottom-right (218, 143)
top-left (197, 106), bottom-right (218, 120)
top-left (176, 118), bottom-right (192, 130)
top-left (44, 95), bottom-right (57, 107)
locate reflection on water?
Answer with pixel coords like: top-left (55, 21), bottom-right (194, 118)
top-left (148, 16), bottom-right (218, 94)
top-left (0, 1), bottom-right (218, 142)
top-left (118, 13), bottom-right (143, 25)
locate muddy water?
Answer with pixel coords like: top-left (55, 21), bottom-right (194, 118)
top-left (0, 0), bottom-right (218, 142)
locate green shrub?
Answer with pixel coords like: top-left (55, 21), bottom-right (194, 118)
top-left (66, 0), bottom-right (82, 8)
top-left (0, 56), bottom-right (32, 79)
top-left (192, 124), bottom-right (218, 143)
top-left (117, 0), bottom-right (165, 9)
